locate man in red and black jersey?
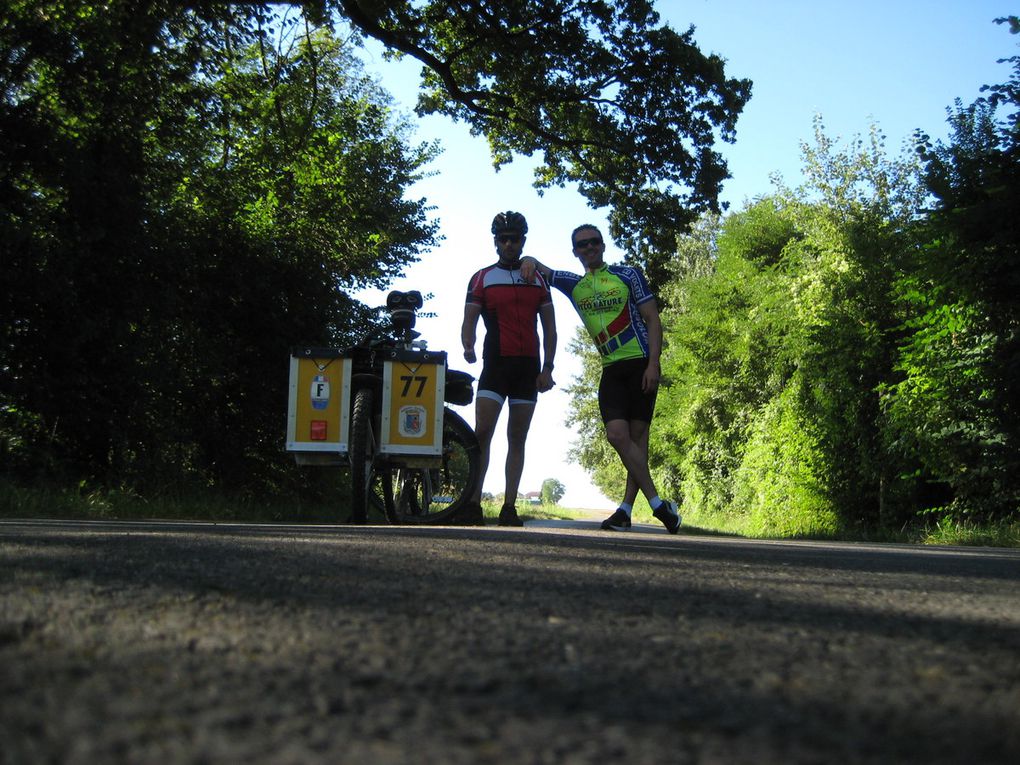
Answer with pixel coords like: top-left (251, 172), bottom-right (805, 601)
top-left (459, 211), bottom-right (557, 526)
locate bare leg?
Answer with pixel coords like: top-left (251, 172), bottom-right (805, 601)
top-left (620, 419), bottom-right (650, 507)
top-left (604, 418), bottom-right (659, 506)
top-left (503, 402), bottom-right (536, 504)
top-left (472, 396), bottom-right (503, 503)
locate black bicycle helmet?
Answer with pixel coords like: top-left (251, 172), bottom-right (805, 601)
top-left (491, 210), bottom-right (528, 235)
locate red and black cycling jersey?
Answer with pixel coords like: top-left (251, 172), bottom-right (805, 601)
top-left (465, 262), bottom-right (552, 359)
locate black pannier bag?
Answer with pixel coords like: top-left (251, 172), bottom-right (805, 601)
top-left (444, 368), bottom-right (475, 406)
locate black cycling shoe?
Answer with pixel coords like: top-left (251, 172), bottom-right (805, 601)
top-left (600, 509), bottom-right (632, 531)
top-left (652, 500), bottom-right (682, 534)
top-left (450, 502), bottom-right (485, 526)
top-left (498, 504), bottom-right (524, 527)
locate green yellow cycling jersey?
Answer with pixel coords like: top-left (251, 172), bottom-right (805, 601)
top-left (550, 264), bottom-right (654, 366)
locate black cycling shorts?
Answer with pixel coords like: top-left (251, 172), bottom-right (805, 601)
top-left (477, 356), bottom-right (540, 405)
top-left (598, 357), bottom-right (657, 423)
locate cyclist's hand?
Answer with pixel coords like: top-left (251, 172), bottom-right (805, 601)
top-left (641, 362), bottom-right (660, 393)
top-left (537, 369), bottom-right (555, 393)
top-left (519, 257), bottom-right (537, 284)
top-left (464, 347), bottom-right (476, 363)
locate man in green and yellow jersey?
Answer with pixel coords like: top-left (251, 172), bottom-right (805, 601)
top-left (520, 224), bottom-right (681, 534)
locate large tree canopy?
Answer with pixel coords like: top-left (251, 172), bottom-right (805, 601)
top-left (0, 1), bottom-right (438, 494)
top-left (326, 0), bottom-right (752, 280)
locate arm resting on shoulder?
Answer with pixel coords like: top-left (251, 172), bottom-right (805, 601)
top-left (520, 256), bottom-right (553, 284)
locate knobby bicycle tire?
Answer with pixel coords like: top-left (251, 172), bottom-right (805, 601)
top-left (348, 387), bottom-right (375, 523)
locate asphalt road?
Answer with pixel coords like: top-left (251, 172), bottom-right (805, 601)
top-left (2, 518), bottom-right (1019, 764)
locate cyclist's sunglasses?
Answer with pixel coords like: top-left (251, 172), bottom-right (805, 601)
top-left (573, 236), bottom-right (603, 249)
top-left (497, 233), bottom-right (522, 244)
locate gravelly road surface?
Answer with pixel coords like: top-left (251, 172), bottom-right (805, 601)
top-left (2, 517), bottom-right (1019, 764)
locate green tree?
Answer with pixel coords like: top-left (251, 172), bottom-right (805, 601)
top-left (327, 0), bottom-right (751, 283)
top-left (655, 202), bottom-right (805, 529)
top-left (782, 120), bottom-right (927, 530)
top-left (0, 2), bottom-right (437, 495)
top-left (655, 120), bottom-right (926, 535)
top-left (884, 17), bottom-right (1020, 520)
top-left (658, 212), bottom-right (722, 310)
top-left (541, 477), bottom-right (566, 505)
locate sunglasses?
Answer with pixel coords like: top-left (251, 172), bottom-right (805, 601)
top-left (497, 234), bottom-right (522, 244)
top-left (573, 236), bottom-right (603, 249)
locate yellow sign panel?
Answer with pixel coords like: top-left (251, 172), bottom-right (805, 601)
top-left (286, 352), bottom-right (351, 454)
top-left (380, 357), bottom-right (445, 455)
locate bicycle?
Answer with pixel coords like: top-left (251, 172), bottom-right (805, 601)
top-left (286, 290), bottom-right (481, 524)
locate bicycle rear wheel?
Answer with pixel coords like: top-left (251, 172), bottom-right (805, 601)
top-left (386, 408), bottom-right (480, 524)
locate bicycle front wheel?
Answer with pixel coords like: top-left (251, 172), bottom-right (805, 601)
top-left (386, 408), bottom-right (480, 524)
top-left (348, 387), bottom-right (376, 524)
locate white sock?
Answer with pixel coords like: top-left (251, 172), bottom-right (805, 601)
top-left (617, 503), bottom-right (633, 516)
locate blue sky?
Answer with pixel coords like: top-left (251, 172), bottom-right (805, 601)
top-left (352, 2), bottom-right (1015, 510)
